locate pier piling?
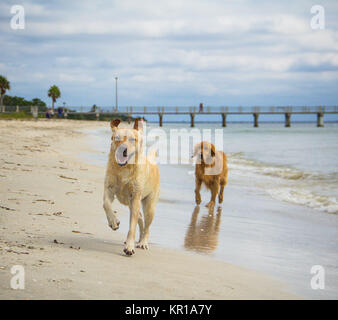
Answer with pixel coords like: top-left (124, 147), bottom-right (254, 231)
top-left (285, 113), bottom-right (291, 127)
top-left (253, 113), bottom-right (259, 127)
top-left (159, 113), bottom-right (163, 127)
top-left (190, 113), bottom-right (195, 127)
top-left (222, 113), bottom-right (227, 127)
top-left (317, 112), bottom-right (324, 127)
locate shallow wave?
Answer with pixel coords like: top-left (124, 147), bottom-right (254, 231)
top-left (228, 153), bottom-right (338, 181)
top-left (267, 188), bottom-right (338, 214)
top-left (228, 152), bottom-right (338, 214)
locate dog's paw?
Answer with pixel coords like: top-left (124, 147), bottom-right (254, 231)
top-left (206, 201), bottom-right (215, 209)
top-left (123, 242), bottom-right (135, 256)
top-left (136, 241), bottom-right (149, 250)
top-left (109, 220), bottom-right (120, 231)
top-left (218, 196), bottom-right (223, 204)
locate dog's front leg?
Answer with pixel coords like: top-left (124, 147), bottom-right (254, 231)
top-left (124, 195), bottom-right (141, 256)
top-left (206, 182), bottom-right (218, 210)
top-left (195, 178), bottom-right (202, 205)
top-left (103, 188), bottom-right (120, 230)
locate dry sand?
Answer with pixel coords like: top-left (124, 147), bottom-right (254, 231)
top-left (0, 119), bottom-right (298, 299)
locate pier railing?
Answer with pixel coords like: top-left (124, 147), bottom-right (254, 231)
top-left (55, 105), bottom-right (337, 114)
top-left (1, 105), bottom-right (337, 127)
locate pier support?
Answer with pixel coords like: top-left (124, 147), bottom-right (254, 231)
top-left (253, 113), bottom-right (259, 127)
top-left (159, 113), bottom-right (163, 127)
top-left (190, 113), bottom-right (195, 127)
top-left (222, 113), bottom-right (227, 127)
top-left (317, 112), bottom-right (324, 127)
top-left (285, 113), bottom-right (291, 127)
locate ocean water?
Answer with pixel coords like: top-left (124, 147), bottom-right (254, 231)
top-left (83, 122), bottom-right (338, 299)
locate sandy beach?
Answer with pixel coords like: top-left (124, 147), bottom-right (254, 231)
top-left (0, 119), bottom-right (297, 299)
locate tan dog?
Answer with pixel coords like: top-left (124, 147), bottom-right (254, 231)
top-left (103, 118), bottom-right (160, 256)
top-left (192, 141), bottom-right (228, 209)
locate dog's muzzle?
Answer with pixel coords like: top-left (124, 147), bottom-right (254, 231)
top-left (115, 144), bottom-right (135, 166)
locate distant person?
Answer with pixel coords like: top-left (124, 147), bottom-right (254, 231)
top-left (46, 109), bottom-right (51, 119)
top-left (50, 109), bottom-right (54, 118)
top-left (57, 106), bottom-right (63, 118)
top-left (199, 103), bottom-right (204, 113)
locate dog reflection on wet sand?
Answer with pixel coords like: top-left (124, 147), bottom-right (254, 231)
top-left (184, 206), bottom-right (222, 254)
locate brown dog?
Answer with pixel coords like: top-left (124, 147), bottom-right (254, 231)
top-left (103, 119), bottom-right (160, 256)
top-left (192, 141), bottom-right (228, 209)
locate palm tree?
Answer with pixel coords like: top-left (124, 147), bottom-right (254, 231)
top-left (0, 75), bottom-right (10, 112)
top-left (48, 85), bottom-right (61, 111)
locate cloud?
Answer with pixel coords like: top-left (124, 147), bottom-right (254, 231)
top-left (0, 0), bottom-right (337, 106)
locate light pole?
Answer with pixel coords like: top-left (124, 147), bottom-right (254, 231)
top-left (114, 76), bottom-right (118, 112)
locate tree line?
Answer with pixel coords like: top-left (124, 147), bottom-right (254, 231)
top-left (0, 75), bottom-right (61, 111)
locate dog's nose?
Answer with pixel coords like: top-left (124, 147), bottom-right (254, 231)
top-left (118, 144), bottom-right (128, 155)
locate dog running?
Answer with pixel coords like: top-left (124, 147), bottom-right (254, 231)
top-left (103, 118), bottom-right (160, 256)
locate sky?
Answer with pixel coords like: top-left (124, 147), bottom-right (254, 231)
top-left (0, 0), bottom-right (338, 108)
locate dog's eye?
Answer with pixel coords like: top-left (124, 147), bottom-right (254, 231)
top-left (129, 137), bottom-right (136, 142)
top-left (114, 135), bottom-right (122, 142)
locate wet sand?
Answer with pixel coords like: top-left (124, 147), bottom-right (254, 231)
top-left (0, 119), bottom-right (297, 299)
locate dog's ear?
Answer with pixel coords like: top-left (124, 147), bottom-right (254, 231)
top-left (192, 144), bottom-right (199, 158)
top-left (210, 143), bottom-right (216, 157)
top-left (110, 119), bottom-right (121, 130)
top-left (133, 118), bottom-right (144, 131)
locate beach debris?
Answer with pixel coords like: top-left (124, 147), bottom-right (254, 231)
top-left (35, 199), bottom-right (55, 204)
top-left (6, 249), bottom-right (29, 255)
top-left (72, 230), bottom-right (93, 235)
top-left (69, 245), bottom-right (80, 250)
top-left (59, 175), bottom-right (77, 181)
top-left (48, 278), bottom-right (73, 284)
top-left (39, 260), bottom-right (50, 264)
top-left (53, 211), bottom-right (63, 216)
top-left (0, 205), bottom-right (15, 211)
top-left (53, 239), bottom-right (64, 245)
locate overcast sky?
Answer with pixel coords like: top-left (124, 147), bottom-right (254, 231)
top-left (0, 0), bottom-right (338, 107)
